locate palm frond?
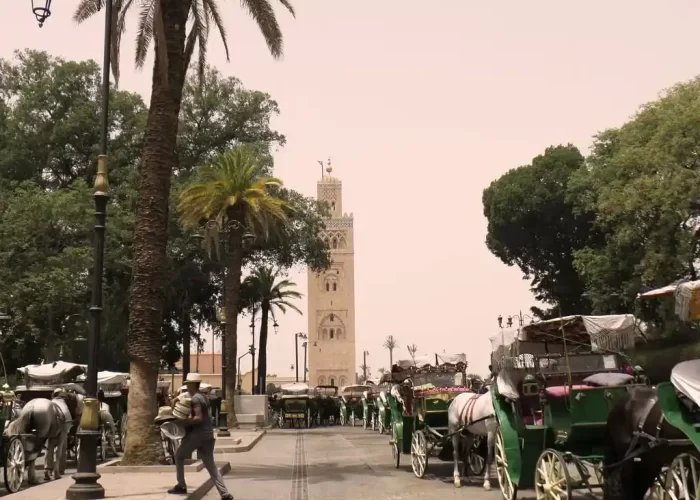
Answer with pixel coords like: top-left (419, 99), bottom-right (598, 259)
top-left (240, 0), bottom-right (284, 59)
top-left (202, 0), bottom-right (231, 62)
top-left (74, 0), bottom-right (103, 23)
top-left (277, 0), bottom-right (295, 17)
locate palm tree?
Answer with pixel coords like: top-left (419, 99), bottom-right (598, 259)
top-left (74, 0), bottom-right (294, 464)
top-left (241, 266), bottom-right (302, 392)
top-left (383, 335), bottom-right (398, 367)
top-left (407, 344), bottom-right (418, 364)
top-left (178, 146), bottom-right (289, 427)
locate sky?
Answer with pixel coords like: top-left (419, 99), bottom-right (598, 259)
top-left (4, 1), bottom-right (700, 379)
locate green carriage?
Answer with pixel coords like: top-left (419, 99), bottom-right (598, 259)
top-left (387, 353), bottom-right (485, 478)
top-left (375, 384), bottom-right (392, 434)
top-left (489, 314), bottom-right (646, 500)
top-left (361, 386), bottom-right (378, 430)
top-left (278, 383), bottom-right (311, 428)
top-left (339, 385), bottom-right (367, 426)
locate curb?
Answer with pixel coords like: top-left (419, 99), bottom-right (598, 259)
top-left (187, 461), bottom-right (231, 500)
top-left (214, 430), bottom-right (266, 454)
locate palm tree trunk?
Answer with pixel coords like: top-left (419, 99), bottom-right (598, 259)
top-left (257, 301), bottom-right (270, 393)
top-left (122, 0), bottom-right (189, 465)
top-left (224, 232), bottom-right (244, 428)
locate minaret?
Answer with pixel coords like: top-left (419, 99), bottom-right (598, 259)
top-left (307, 160), bottom-right (356, 388)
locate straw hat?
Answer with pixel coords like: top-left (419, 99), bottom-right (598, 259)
top-left (173, 398), bottom-right (192, 420)
top-left (184, 373), bottom-right (202, 384)
top-left (154, 406), bottom-right (176, 424)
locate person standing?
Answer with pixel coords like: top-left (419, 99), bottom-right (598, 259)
top-left (168, 373), bottom-right (232, 499)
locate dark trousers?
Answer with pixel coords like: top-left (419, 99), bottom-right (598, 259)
top-left (175, 434), bottom-right (229, 497)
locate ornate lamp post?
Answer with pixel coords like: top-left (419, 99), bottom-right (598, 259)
top-left (64, 0), bottom-right (113, 497)
top-left (216, 306), bottom-right (230, 437)
top-left (294, 333), bottom-right (307, 382)
top-left (201, 219), bottom-right (253, 434)
top-left (497, 311), bottom-right (536, 329)
top-left (302, 341), bottom-right (308, 383)
top-left (31, 0), bottom-right (52, 27)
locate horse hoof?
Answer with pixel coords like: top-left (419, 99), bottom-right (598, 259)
top-left (483, 482), bottom-right (492, 491)
top-left (454, 477), bottom-right (462, 488)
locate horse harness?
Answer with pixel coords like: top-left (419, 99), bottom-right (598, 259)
top-left (458, 393), bottom-right (492, 433)
top-left (604, 395), bottom-right (666, 469)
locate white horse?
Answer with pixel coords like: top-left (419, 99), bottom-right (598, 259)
top-left (7, 392), bottom-right (83, 483)
top-left (448, 389), bottom-right (498, 489)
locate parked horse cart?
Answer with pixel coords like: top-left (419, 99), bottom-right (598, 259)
top-left (0, 385), bottom-right (28, 493)
top-left (279, 383), bottom-right (312, 428)
top-left (339, 385), bottom-right (368, 426)
top-left (387, 353), bottom-right (486, 481)
top-left (489, 314), bottom-right (645, 500)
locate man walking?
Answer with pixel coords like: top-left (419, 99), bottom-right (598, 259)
top-left (168, 373), bottom-right (233, 500)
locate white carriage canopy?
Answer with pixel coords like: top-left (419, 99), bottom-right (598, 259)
top-left (490, 314), bottom-right (639, 400)
top-left (18, 361), bottom-right (86, 387)
top-left (639, 279), bottom-right (700, 322)
top-left (280, 382), bottom-right (309, 396)
top-left (77, 371), bottom-right (129, 397)
top-left (671, 359), bottom-right (700, 407)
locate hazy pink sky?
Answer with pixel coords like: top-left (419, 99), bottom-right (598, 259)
top-left (4, 1), bottom-right (700, 378)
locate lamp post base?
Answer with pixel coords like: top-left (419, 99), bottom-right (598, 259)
top-left (66, 431), bottom-right (105, 499)
top-left (65, 472), bottom-right (105, 500)
top-left (217, 411), bottom-right (230, 437)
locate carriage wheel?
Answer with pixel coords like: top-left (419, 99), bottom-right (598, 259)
top-left (664, 453), bottom-right (700, 500)
top-left (340, 411), bottom-right (346, 426)
top-left (411, 430), bottom-right (428, 478)
top-left (4, 437), bottom-right (25, 493)
top-left (391, 426), bottom-right (401, 469)
top-left (495, 430), bottom-right (518, 500)
top-left (535, 449), bottom-right (573, 500)
top-left (467, 436), bottom-right (486, 476)
top-left (351, 411), bottom-right (356, 427)
top-left (363, 416), bottom-right (368, 430)
top-left (307, 410), bottom-right (312, 429)
top-left (378, 416), bottom-right (384, 434)
top-left (372, 414), bottom-right (377, 432)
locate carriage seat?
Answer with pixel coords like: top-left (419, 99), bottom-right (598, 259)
top-left (671, 359), bottom-right (700, 413)
top-left (545, 385), bottom-right (594, 398)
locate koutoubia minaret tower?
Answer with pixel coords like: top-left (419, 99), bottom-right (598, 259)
top-left (307, 160), bottom-right (356, 388)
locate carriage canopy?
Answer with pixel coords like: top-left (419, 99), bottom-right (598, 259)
top-left (18, 361), bottom-right (86, 388)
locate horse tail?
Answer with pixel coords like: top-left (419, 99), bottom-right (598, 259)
top-left (6, 405), bottom-right (32, 436)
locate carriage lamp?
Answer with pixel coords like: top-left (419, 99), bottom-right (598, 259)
top-left (31, 0), bottom-right (52, 27)
top-left (497, 315), bottom-right (503, 328)
top-left (273, 321), bottom-right (279, 334)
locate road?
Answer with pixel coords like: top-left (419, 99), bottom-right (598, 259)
top-left (207, 426), bottom-right (510, 500)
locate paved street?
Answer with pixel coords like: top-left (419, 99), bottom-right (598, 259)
top-left (207, 426), bottom-right (505, 500)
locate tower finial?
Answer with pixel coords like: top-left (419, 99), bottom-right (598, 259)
top-left (326, 157), bottom-right (332, 175)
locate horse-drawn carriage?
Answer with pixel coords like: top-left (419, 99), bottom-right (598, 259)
top-left (375, 383), bottom-right (392, 434)
top-left (339, 385), bottom-right (368, 426)
top-left (311, 385), bottom-right (339, 426)
top-left (361, 385), bottom-right (378, 430)
top-left (489, 314), bottom-right (645, 500)
top-left (387, 353), bottom-right (486, 480)
top-left (278, 383), bottom-right (312, 428)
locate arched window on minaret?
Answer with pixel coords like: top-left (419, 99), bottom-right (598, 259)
top-left (339, 376), bottom-right (347, 386)
top-left (332, 282), bottom-right (337, 292)
top-left (330, 377), bottom-right (336, 387)
top-left (322, 328), bottom-right (328, 340)
top-left (318, 375), bottom-right (326, 385)
top-left (325, 282), bottom-right (330, 292)
top-left (330, 328), bottom-right (335, 339)
top-left (337, 328), bottom-right (343, 340)
top-left (332, 238), bottom-right (338, 249)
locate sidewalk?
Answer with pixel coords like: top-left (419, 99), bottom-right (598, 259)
top-left (8, 430), bottom-right (265, 500)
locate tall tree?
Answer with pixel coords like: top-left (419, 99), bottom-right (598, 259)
top-left (240, 266), bottom-right (302, 392)
top-left (569, 78), bottom-right (700, 316)
top-left (483, 144), bottom-right (598, 316)
top-left (383, 335), bottom-right (398, 367)
top-left (74, 0), bottom-right (294, 464)
top-left (178, 145), bottom-right (289, 427)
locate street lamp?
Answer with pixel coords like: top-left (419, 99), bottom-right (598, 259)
top-left (66, 0), bottom-right (113, 497)
top-left (302, 342), bottom-right (308, 383)
top-left (294, 333), bottom-right (307, 382)
top-left (31, 0), bottom-right (52, 27)
top-left (216, 307), bottom-right (230, 438)
top-left (199, 219), bottom-right (254, 431)
top-left (497, 311), bottom-right (535, 329)
top-left (362, 350), bottom-right (370, 382)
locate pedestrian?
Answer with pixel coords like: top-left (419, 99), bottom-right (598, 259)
top-left (168, 373), bottom-right (233, 500)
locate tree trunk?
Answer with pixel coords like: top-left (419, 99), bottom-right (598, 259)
top-left (389, 348), bottom-right (393, 367)
top-left (122, 0), bottom-right (189, 465)
top-left (257, 301), bottom-right (270, 393)
top-left (224, 231), bottom-right (244, 428)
